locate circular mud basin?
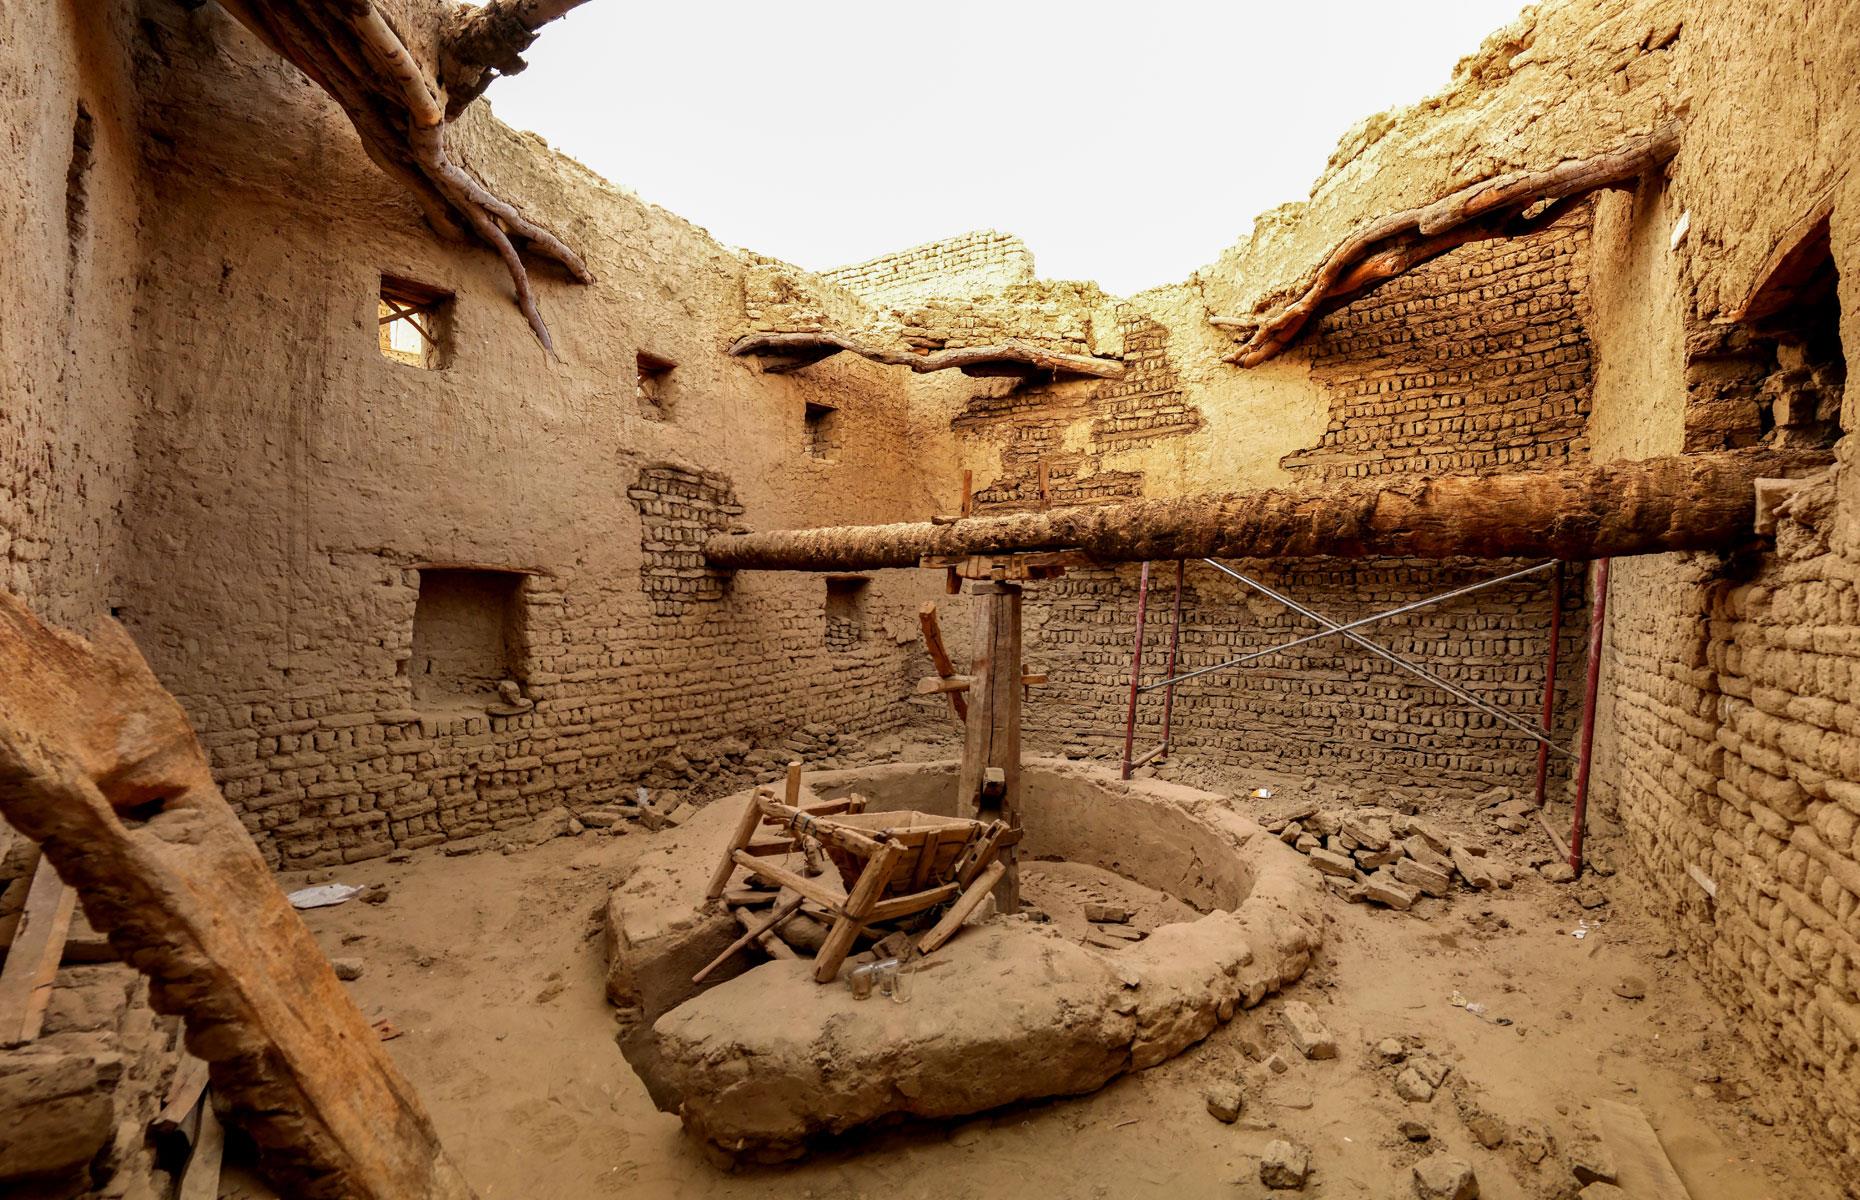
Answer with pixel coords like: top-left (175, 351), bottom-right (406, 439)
top-left (605, 758), bottom-right (1321, 1163)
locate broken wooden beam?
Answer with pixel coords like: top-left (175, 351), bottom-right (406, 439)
top-left (0, 591), bottom-right (475, 1200)
top-left (1214, 123), bottom-right (1682, 366)
top-left (918, 602), bottom-right (968, 722)
top-left (704, 448), bottom-right (1829, 572)
top-left (0, 854), bottom-right (76, 1047)
top-left (729, 331), bottom-right (1126, 379)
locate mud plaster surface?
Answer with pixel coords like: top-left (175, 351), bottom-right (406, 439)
top-left (215, 781), bottom-right (1844, 1200)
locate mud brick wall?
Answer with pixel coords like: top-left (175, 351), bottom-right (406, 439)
top-left (1602, 510), bottom-right (1860, 1169)
top-left (632, 465), bottom-right (740, 616)
top-left (1024, 557), bottom-right (1587, 793)
top-left (823, 230), bottom-right (1036, 307)
top-left (1284, 211), bottom-right (1593, 479)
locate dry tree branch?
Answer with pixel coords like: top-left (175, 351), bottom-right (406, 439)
top-left (1214, 123), bottom-right (1682, 367)
top-left (214, 0), bottom-right (596, 354)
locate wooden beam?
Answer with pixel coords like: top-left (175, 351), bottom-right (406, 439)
top-left (0, 591), bottom-right (475, 1200)
top-left (918, 602), bottom-right (968, 722)
top-left (729, 331), bottom-right (1125, 380)
top-left (958, 574), bottom-right (1023, 912)
top-left (704, 448), bottom-right (1830, 572)
top-left (178, 1097), bottom-right (226, 1200)
top-left (0, 855), bottom-right (75, 1047)
top-left (916, 861), bottom-right (1008, 955)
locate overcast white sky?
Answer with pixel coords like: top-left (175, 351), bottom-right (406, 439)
top-left (491, 1), bottom-right (1528, 296)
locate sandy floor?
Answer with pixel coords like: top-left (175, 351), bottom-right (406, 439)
top-left (220, 779), bottom-right (1847, 1200)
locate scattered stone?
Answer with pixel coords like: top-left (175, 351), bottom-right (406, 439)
top-left (1404, 836), bottom-right (1452, 872)
top-left (1306, 810), bottom-right (1343, 839)
top-left (1394, 857), bottom-right (1452, 898)
top-left (361, 885), bottom-right (389, 905)
top-left (1394, 1067), bottom-right (1436, 1103)
top-left (1576, 888), bottom-right (1608, 909)
top-left (387, 850), bottom-right (413, 864)
top-left (1278, 822), bottom-right (1304, 845)
top-left (1494, 815), bottom-right (1529, 834)
top-left (1465, 1113), bottom-right (1507, 1149)
top-left (1451, 844), bottom-right (1496, 891)
top-left (1376, 1037), bottom-right (1407, 1063)
top-left (1571, 1143), bottom-right (1618, 1185)
top-left (577, 810), bottom-right (624, 829)
top-left (1340, 815), bottom-right (1390, 851)
top-left (1412, 1153), bottom-right (1479, 1200)
top-left (1294, 834), bottom-right (1321, 854)
top-left (1259, 1139), bottom-right (1311, 1190)
top-left (441, 838), bottom-right (485, 857)
top-left (665, 803), bottom-right (698, 827)
top-left (1085, 903), bottom-right (1133, 924)
top-left (534, 980), bottom-right (565, 1004)
top-left (1310, 848), bottom-right (1357, 877)
top-left (1612, 974), bottom-right (1647, 1000)
top-left (1206, 1081), bottom-right (1244, 1123)
top-left (1406, 819), bottom-right (1451, 855)
top-left (1280, 1001), bottom-right (1338, 1060)
top-left (1264, 1053), bottom-right (1291, 1075)
top-left (1540, 862), bottom-right (1577, 883)
top-left (330, 957), bottom-right (364, 981)
top-left (1356, 844), bottom-right (1404, 870)
top-left (1363, 872), bottom-right (1418, 911)
top-left (1410, 1054), bottom-right (1451, 1088)
top-left (1323, 876), bottom-right (1368, 903)
top-left (1399, 1119), bottom-right (1431, 1142)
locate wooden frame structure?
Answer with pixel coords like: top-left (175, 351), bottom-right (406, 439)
top-left (705, 761), bottom-right (1015, 982)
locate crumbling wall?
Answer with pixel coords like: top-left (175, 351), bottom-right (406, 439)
top-left (109, 1), bottom-right (952, 867)
top-left (1584, 0), bottom-right (1860, 1162)
top-left (823, 229), bottom-right (1036, 307)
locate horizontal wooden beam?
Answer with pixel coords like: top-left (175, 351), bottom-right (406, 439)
top-left (704, 449), bottom-right (1830, 572)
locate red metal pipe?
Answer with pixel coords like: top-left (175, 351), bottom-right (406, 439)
top-left (1120, 561), bottom-right (1152, 780)
top-left (1568, 558), bottom-right (1611, 873)
top-left (1532, 561), bottom-right (1565, 809)
top-left (1157, 559), bottom-right (1186, 755)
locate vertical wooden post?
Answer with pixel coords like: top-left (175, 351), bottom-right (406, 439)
top-left (958, 566), bottom-right (1022, 912)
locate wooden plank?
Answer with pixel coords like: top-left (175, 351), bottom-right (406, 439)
top-left (868, 882), bottom-right (959, 922)
top-left (813, 842), bottom-right (904, 983)
top-left (1595, 1100), bottom-right (1694, 1200)
top-left (0, 855), bottom-right (76, 1047)
top-left (705, 790), bottom-right (767, 900)
top-left (178, 1096), bottom-right (225, 1200)
top-left (732, 851), bottom-right (844, 910)
top-left (915, 675), bottom-right (972, 695)
top-left (917, 861), bottom-right (1008, 954)
top-left (154, 1056), bottom-right (212, 1137)
top-left (918, 603), bottom-right (968, 722)
top-left (732, 906), bottom-right (798, 960)
top-left (693, 897), bottom-right (804, 984)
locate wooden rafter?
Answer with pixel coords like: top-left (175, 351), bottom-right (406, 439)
top-left (1213, 123), bottom-right (1682, 366)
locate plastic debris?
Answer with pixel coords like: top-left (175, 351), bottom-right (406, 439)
top-left (1252, 787), bottom-right (1275, 799)
top-left (286, 883), bottom-right (366, 909)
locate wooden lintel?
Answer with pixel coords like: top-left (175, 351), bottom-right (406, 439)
top-left (0, 855), bottom-right (77, 1047)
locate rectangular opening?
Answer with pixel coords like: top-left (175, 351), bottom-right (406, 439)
top-left (409, 568), bottom-right (523, 708)
top-left (379, 275), bottom-right (453, 370)
top-left (637, 350), bottom-right (676, 418)
top-left (825, 575), bottom-right (868, 651)
top-left (805, 401), bottom-right (840, 460)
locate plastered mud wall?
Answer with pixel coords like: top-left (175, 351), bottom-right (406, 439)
top-left (107, 2), bottom-right (961, 867)
top-left (1582, 0), bottom-right (1860, 1158)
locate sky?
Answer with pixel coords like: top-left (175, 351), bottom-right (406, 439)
top-left (490, 1), bottom-right (1529, 297)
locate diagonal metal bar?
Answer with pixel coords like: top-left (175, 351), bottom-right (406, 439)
top-left (1139, 558), bottom-right (1557, 693)
top-left (1196, 559), bottom-right (1576, 758)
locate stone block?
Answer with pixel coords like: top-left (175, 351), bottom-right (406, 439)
top-left (1279, 1001), bottom-right (1338, 1060)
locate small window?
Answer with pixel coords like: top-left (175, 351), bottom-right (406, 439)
top-left (825, 576), bottom-right (868, 651)
top-left (409, 568), bottom-right (523, 708)
top-left (637, 351), bottom-right (676, 418)
top-left (805, 401), bottom-right (841, 460)
top-left (378, 276), bottom-right (452, 370)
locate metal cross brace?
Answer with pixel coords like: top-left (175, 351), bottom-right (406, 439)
top-left (1137, 558), bottom-right (1574, 758)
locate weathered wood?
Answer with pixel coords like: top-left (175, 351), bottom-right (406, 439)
top-left (813, 842), bottom-right (905, 983)
top-left (705, 449), bottom-right (1829, 572)
top-left (0, 591), bottom-right (474, 1200)
top-left (729, 332), bottom-right (1125, 380)
top-left (865, 883), bottom-right (961, 923)
top-left (706, 789), bottom-right (767, 900)
top-left (918, 603), bottom-right (968, 722)
top-left (1214, 124), bottom-right (1681, 365)
top-left (958, 577), bottom-right (1022, 912)
top-left (733, 851), bottom-right (845, 910)
top-left (693, 897), bottom-right (805, 984)
top-left (178, 1097), bottom-right (225, 1200)
top-left (732, 905), bottom-right (798, 960)
top-left (0, 854), bottom-right (75, 1047)
top-left (916, 861), bottom-right (1009, 955)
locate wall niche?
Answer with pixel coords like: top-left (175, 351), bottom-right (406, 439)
top-left (409, 567), bottom-right (525, 709)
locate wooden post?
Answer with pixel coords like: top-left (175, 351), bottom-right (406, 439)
top-left (918, 603), bottom-right (968, 723)
top-left (958, 566), bottom-right (1022, 912)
